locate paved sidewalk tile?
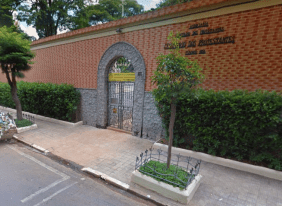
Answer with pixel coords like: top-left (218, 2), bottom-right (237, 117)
top-left (5, 109), bottom-right (282, 206)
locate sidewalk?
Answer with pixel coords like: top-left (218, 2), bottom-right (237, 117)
top-left (8, 113), bottom-right (282, 205)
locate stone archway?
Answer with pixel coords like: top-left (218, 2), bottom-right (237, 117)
top-left (96, 42), bottom-right (146, 137)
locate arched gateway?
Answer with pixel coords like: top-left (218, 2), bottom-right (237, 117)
top-left (96, 42), bottom-right (146, 136)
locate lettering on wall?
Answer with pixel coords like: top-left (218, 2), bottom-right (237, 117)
top-left (164, 22), bottom-right (235, 55)
top-left (189, 22), bottom-right (209, 29)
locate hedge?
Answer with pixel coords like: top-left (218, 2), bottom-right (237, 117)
top-left (0, 81), bottom-right (80, 121)
top-left (155, 89), bottom-right (282, 171)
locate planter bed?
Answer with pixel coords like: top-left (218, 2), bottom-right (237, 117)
top-left (16, 124), bottom-right (38, 134)
top-left (131, 170), bottom-right (202, 204)
top-left (139, 160), bottom-right (194, 189)
top-left (132, 149), bottom-right (203, 204)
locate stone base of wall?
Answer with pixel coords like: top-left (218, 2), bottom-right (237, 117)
top-left (142, 92), bottom-right (165, 141)
top-left (76, 88), bottom-right (97, 127)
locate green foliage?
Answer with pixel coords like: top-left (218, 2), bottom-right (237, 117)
top-left (155, 88), bottom-right (282, 170)
top-left (0, 82), bottom-right (15, 108)
top-left (116, 57), bottom-right (133, 73)
top-left (139, 160), bottom-right (192, 189)
top-left (71, 0), bottom-right (144, 30)
top-left (0, 0), bottom-right (37, 40)
top-left (0, 0), bottom-right (22, 27)
top-left (17, 0), bottom-right (144, 37)
top-left (0, 81), bottom-right (80, 121)
top-left (15, 118), bottom-right (33, 128)
top-left (17, 0), bottom-right (85, 38)
top-left (151, 32), bottom-right (204, 105)
top-left (157, 0), bottom-right (193, 8)
top-left (0, 26), bottom-right (35, 78)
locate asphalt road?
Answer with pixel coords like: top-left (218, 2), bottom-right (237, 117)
top-left (0, 141), bottom-right (156, 206)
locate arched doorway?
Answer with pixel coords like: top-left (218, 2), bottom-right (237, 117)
top-left (107, 57), bottom-right (134, 132)
top-left (96, 42), bottom-right (146, 137)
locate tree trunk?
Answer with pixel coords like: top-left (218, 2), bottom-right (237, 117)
top-left (11, 84), bottom-right (23, 120)
top-left (167, 102), bottom-right (176, 168)
top-left (4, 67), bottom-right (23, 120)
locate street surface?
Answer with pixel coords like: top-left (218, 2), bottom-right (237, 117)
top-left (0, 141), bottom-right (156, 206)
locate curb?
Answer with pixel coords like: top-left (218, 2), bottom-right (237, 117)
top-left (82, 167), bottom-right (166, 206)
top-left (153, 143), bottom-right (282, 182)
top-left (0, 106), bottom-right (83, 127)
top-left (82, 167), bottom-right (130, 190)
top-left (13, 135), bottom-right (50, 154)
top-left (11, 136), bottom-right (166, 205)
top-left (17, 124), bottom-right (38, 133)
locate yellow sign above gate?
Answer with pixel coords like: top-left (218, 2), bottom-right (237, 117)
top-left (108, 73), bottom-right (135, 82)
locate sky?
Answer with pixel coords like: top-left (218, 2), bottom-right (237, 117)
top-left (16, 0), bottom-right (162, 40)
top-left (138, 0), bottom-right (161, 11)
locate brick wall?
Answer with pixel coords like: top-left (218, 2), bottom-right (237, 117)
top-left (0, 3), bottom-right (281, 92)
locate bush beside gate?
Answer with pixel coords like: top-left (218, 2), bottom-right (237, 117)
top-left (0, 81), bottom-right (80, 122)
top-left (155, 89), bottom-right (282, 171)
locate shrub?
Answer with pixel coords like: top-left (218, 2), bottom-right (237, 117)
top-left (0, 81), bottom-right (80, 121)
top-left (155, 88), bottom-right (282, 170)
top-left (0, 82), bottom-right (15, 108)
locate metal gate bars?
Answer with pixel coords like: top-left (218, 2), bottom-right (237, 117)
top-left (108, 81), bottom-right (134, 132)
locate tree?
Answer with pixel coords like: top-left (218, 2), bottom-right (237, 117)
top-left (17, 0), bottom-right (85, 38)
top-left (17, 0), bottom-right (143, 37)
top-left (0, 0), bottom-right (23, 27)
top-left (0, 0), bottom-right (36, 41)
top-left (71, 0), bottom-right (143, 30)
top-left (156, 0), bottom-right (193, 8)
top-left (0, 26), bottom-right (35, 120)
top-left (151, 32), bottom-right (204, 168)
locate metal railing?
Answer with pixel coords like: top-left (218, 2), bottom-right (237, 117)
top-left (135, 147), bottom-right (201, 189)
top-left (22, 113), bottom-right (35, 124)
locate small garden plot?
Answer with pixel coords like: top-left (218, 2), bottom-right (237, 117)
top-left (15, 119), bottom-right (33, 128)
top-left (139, 160), bottom-right (195, 190)
top-left (135, 148), bottom-right (201, 190)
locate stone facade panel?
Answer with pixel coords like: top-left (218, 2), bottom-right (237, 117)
top-left (77, 88), bottom-right (97, 127)
top-left (142, 92), bottom-right (165, 141)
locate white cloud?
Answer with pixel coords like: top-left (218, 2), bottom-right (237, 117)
top-left (19, 24), bottom-right (39, 40)
top-left (12, 11), bottom-right (38, 40)
top-left (57, 29), bottom-right (69, 35)
top-left (84, 0), bottom-right (99, 6)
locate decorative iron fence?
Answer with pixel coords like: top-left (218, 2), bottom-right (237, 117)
top-left (22, 113), bottom-right (35, 124)
top-left (135, 148), bottom-right (201, 189)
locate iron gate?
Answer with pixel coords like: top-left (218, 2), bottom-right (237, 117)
top-left (108, 82), bottom-right (134, 131)
top-left (108, 57), bottom-right (134, 132)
